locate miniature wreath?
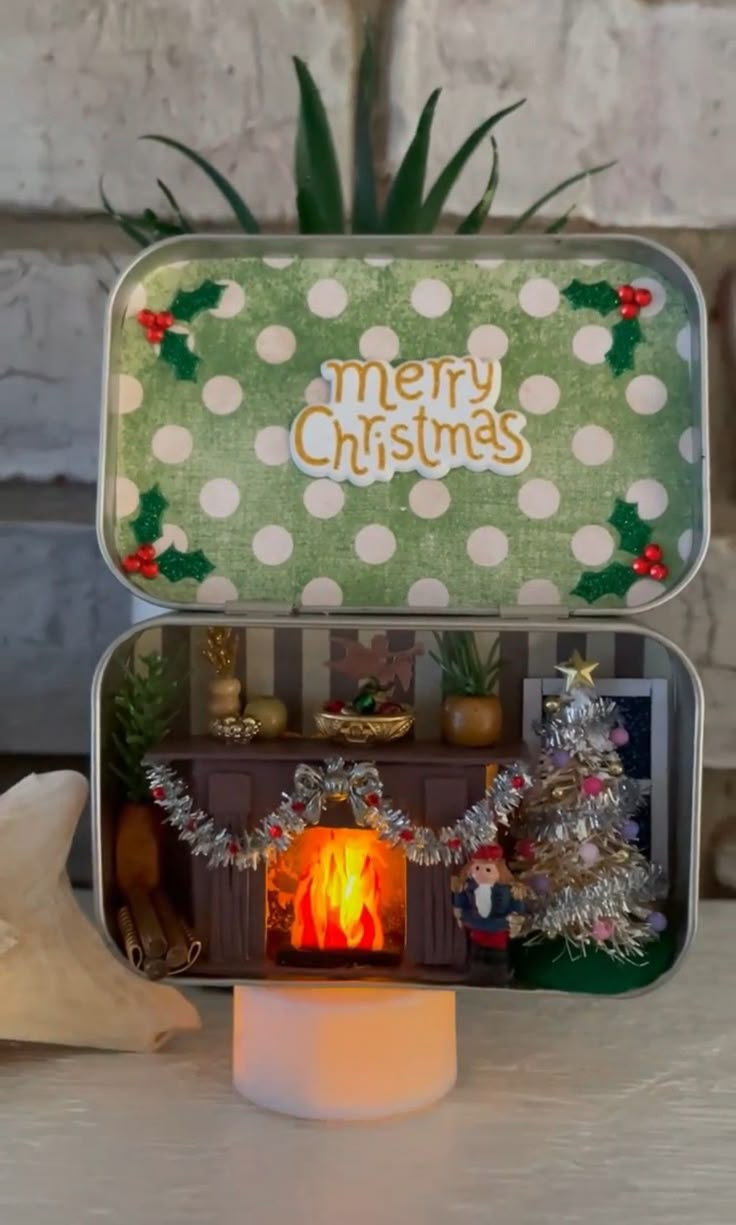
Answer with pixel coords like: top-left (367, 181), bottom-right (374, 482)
top-left (146, 757), bottom-right (531, 870)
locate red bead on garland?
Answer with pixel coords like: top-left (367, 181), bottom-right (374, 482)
top-left (151, 786), bottom-right (166, 802)
top-left (268, 824), bottom-right (283, 839)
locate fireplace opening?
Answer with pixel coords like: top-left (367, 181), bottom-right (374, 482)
top-left (266, 827), bottom-right (406, 968)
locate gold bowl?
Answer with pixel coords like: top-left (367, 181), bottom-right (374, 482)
top-left (209, 715), bottom-right (261, 743)
top-left (314, 706), bottom-right (414, 745)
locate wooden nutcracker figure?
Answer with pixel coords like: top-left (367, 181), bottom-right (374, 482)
top-left (451, 844), bottom-right (526, 986)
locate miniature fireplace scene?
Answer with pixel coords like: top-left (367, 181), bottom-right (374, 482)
top-left (94, 617), bottom-right (699, 995)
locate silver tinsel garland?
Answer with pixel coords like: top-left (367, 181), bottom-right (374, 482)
top-left (527, 775), bottom-right (643, 843)
top-left (146, 758), bottom-right (531, 870)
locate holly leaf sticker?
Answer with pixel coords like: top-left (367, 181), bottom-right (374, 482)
top-left (608, 498), bottom-right (652, 556)
top-left (169, 279), bottom-right (224, 323)
top-left (131, 484), bottom-right (168, 543)
top-left (157, 546), bottom-right (215, 584)
top-left (561, 279), bottom-right (619, 315)
top-left (159, 330), bottom-right (200, 381)
top-left (571, 563), bottom-right (638, 605)
top-left (607, 315), bottom-right (644, 376)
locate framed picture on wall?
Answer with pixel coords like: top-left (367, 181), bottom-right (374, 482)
top-left (521, 678), bottom-right (669, 872)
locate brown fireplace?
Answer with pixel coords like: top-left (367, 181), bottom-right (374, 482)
top-left (266, 826), bottom-right (406, 968)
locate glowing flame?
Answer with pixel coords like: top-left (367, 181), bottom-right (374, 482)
top-left (291, 830), bottom-right (384, 951)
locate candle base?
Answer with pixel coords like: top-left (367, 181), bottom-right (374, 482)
top-left (232, 985), bottom-right (456, 1121)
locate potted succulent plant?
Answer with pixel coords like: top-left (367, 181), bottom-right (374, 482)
top-left (431, 632), bottom-right (502, 748)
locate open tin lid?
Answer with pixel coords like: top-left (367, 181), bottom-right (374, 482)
top-left (99, 235), bottom-right (708, 617)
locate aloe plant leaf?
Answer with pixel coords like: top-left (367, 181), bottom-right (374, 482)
top-left (99, 179), bottom-right (152, 247)
top-left (351, 26), bottom-right (379, 233)
top-left (141, 135), bottom-right (260, 234)
top-left (156, 179), bottom-right (192, 231)
top-left (293, 56), bottom-right (345, 233)
top-left (455, 137), bottom-right (500, 235)
top-left (418, 100), bottom-right (523, 232)
top-left (296, 188), bottom-right (330, 235)
top-left (507, 160), bottom-right (616, 234)
top-left (382, 88), bottom-right (441, 233)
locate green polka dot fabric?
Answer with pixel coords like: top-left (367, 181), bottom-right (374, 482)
top-left (107, 247), bottom-right (703, 612)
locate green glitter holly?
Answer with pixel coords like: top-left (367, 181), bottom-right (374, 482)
top-left (136, 280), bottom-right (224, 381)
top-left (571, 499), bottom-right (668, 604)
top-left (122, 484), bottom-right (215, 584)
top-left (562, 279), bottom-right (653, 376)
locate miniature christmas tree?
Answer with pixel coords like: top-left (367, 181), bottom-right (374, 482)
top-left (517, 652), bottom-right (667, 964)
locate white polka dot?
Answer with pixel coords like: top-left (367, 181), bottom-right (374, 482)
top-left (113, 374), bottom-right (143, 414)
top-left (518, 375), bottom-right (560, 416)
top-left (408, 479), bottom-right (451, 519)
top-left (252, 525), bottom-right (293, 566)
top-left (115, 477), bottom-right (139, 518)
top-left (210, 280), bottom-right (246, 318)
top-left (151, 425), bottom-right (193, 464)
top-left (301, 577), bottom-right (343, 607)
top-left (408, 578), bottom-right (450, 607)
top-left (359, 326), bottom-right (400, 361)
top-left (303, 479), bottom-right (345, 519)
top-left (625, 479), bottom-right (669, 520)
top-left (578, 258), bottom-right (604, 267)
top-left (167, 324), bottom-right (195, 351)
top-left (167, 261), bottom-right (191, 272)
top-left (626, 375), bottom-right (668, 416)
top-left (572, 325), bottom-right (612, 365)
top-left (124, 284), bottom-right (146, 317)
top-left (679, 426), bottom-right (700, 464)
top-left (632, 277), bottom-right (666, 318)
top-left (517, 479), bottom-right (560, 520)
top-left (518, 277), bottom-right (560, 318)
top-left (154, 523), bottom-right (188, 555)
top-left (626, 578), bottom-right (663, 608)
top-left (676, 325), bottom-right (692, 363)
top-left (304, 377), bottom-right (330, 404)
top-left (466, 526), bottom-right (508, 567)
top-left (196, 575), bottom-right (238, 605)
top-left (364, 257), bottom-right (394, 268)
top-left (256, 325), bottom-right (296, 364)
top-left (199, 478), bottom-right (240, 519)
top-left (354, 524), bottom-right (397, 565)
top-left (473, 259), bottom-right (505, 269)
top-left (571, 525), bottom-right (615, 565)
top-left (572, 425), bottom-right (615, 466)
top-left (307, 278), bottom-right (348, 319)
top-left (517, 579), bottom-right (561, 606)
top-left (678, 529), bottom-right (694, 562)
top-left (467, 325), bottom-right (509, 361)
top-left (263, 256), bottom-right (294, 269)
top-left (254, 425), bottom-right (290, 466)
top-left (410, 278), bottom-right (452, 318)
top-left (202, 375), bottom-right (243, 416)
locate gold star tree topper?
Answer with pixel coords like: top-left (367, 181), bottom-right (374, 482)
top-left (555, 650), bottom-right (599, 692)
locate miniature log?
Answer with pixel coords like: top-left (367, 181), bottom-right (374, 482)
top-left (128, 887), bottom-right (167, 960)
top-left (151, 889), bottom-right (190, 970)
top-left (0, 771), bottom-right (200, 1052)
top-left (232, 986), bottom-right (457, 1120)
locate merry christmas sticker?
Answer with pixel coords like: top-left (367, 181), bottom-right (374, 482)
top-left (289, 355), bottom-right (531, 485)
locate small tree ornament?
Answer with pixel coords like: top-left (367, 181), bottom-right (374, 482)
top-left (515, 651), bottom-right (666, 960)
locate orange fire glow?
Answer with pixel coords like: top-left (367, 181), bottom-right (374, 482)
top-left (291, 829), bottom-right (384, 951)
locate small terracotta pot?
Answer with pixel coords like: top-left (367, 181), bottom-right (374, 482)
top-left (441, 694), bottom-right (503, 748)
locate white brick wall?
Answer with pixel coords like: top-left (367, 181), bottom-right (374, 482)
top-left (388, 0), bottom-right (736, 227)
top-left (0, 0), bottom-right (354, 222)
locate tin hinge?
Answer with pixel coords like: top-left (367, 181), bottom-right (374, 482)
top-left (497, 604), bottom-right (571, 621)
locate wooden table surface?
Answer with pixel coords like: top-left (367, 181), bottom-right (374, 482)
top-left (1, 902), bottom-right (734, 1225)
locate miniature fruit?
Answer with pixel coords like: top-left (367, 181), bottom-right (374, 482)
top-left (244, 696), bottom-right (288, 739)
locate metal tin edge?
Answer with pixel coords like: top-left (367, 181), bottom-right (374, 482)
top-left (91, 610), bottom-right (702, 996)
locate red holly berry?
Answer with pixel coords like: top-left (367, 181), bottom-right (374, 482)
top-left (323, 699), bottom-right (344, 714)
top-left (448, 837), bottom-right (462, 850)
top-left (632, 556), bottom-right (650, 575)
top-left (511, 774), bottom-right (525, 790)
top-left (365, 793), bottom-right (381, 808)
top-left (147, 327), bottom-right (165, 343)
top-left (291, 800), bottom-right (306, 813)
top-left (268, 824), bottom-right (283, 839)
top-left (643, 543), bottom-right (662, 563)
top-left (137, 543), bottom-right (157, 563)
top-left (151, 786), bottom-right (166, 802)
top-left (122, 553), bottom-right (141, 573)
top-left (140, 561), bottom-right (159, 579)
top-left (634, 287), bottom-right (653, 308)
top-left (649, 562), bottom-right (668, 582)
top-left (617, 284), bottom-right (636, 304)
top-left (155, 311), bottom-right (174, 330)
top-left (137, 309), bottom-right (156, 327)
top-left (619, 302), bottom-right (640, 320)
top-left (399, 829), bottom-right (415, 842)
